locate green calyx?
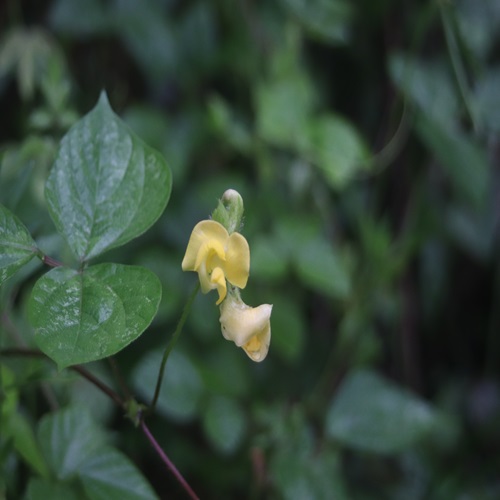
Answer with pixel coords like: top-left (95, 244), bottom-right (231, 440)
top-left (211, 189), bottom-right (245, 234)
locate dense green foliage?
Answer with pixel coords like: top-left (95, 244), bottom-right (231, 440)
top-left (1, 0), bottom-right (500, 498)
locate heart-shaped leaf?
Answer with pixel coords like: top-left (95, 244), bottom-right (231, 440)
top-left (45, 92), bottom-right (171, 262)
top-left (29, 263), bottom-right (161, 369)
top-left (37, 406), bottom-right (158, 499)
top-left (0, 203), bottom-right (38, 285)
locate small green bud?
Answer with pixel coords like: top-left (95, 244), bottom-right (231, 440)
top-left (212, 189), bottom-right (245, 234)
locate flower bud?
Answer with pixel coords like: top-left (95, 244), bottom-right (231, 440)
top-left (212, 189), bottom-right (244, 234)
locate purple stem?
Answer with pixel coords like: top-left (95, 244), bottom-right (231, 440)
top-left (140, 420), bottom-right (200, 500)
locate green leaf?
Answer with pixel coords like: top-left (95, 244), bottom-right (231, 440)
top-left (113, 0), bottom-right (176, 87)
top-left (256, 74), bottom-right (314, 149)
top-left (415, 112), bottom-right (489, 208)
top-left (281, 0), bottom-right (353, 45)
top-left (307, 115), bottom-right (370, 189)
top-left (45, 92), bottom-right (171, 261)
top-left (49, 0), bottom-right (109, 37)
top-left (36, 407), bottom-right (158, 499)
top-left (326, 370), bottom-right (439, 453)
top-left (271, 448), bottom-right (348, 500)
top-left (133, 350), bottom-right (203, 422)
top-left (293, 237), bottom-right (351, 300)
top-left (79, 447), bottom-right (158, 500)
top-left (455, 0), bottom-right (500, 60)
top-left (250, 235), bottom-right (289, 281)
top-left (29, 264), bottom-right (161, 369)
top-left (0, 203), bottom-right (38, 286)
top-left (6, 412), bottom-right (50, 478)
top-left (271, 296), bottom-right (305, 363)
top-left (472, 67), bottom-right (500, 133)
top-left (202, 396), bottom-right (247, 455)
top-left (389, 53), bottom-right (459, 127)
top-left (25, 478), bottom-right (80, 500)
top-left (38, 406), bottom-right (105, 480)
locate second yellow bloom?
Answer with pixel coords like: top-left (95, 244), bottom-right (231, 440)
top-left (181, 220), bottom-right (250, 304)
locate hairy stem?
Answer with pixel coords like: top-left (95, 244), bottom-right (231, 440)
top-left (150, 283), bottom-right (200, 410)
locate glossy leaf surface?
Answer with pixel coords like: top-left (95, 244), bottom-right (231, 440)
top-left (29, 264), bottom-right (161, 369)
top-left (45, 92), bottom-right (171, 261)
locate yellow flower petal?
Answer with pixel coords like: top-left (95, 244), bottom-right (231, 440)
top-left (224, 232), bottom-right (250, 289)
top-left (211, 267), bottom-right (227, 304)
top-left (219, 298), bottom-right (272, 362)
top-left (182, 218), bottom-right (250, 304)
top-left (181, 220), bottom-right (229, 271)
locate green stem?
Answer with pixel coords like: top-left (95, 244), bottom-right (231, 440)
top-left (150, 283), bottom-right (200, 410)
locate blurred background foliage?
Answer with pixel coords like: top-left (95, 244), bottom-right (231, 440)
top-left (1, 0), bottom-right (500, 498)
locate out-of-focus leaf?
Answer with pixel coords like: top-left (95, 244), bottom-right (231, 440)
top-left (455, 0), bottom-right (500, 60)
top-left (202, 396), bottom-right (247, 455)
top-left (0, 28), bottom-right (57, 100)
top-left (251, 235), bottom-right (289, 281)
top-left (335, 309), bottom-right (381, 367)
top-left (200, 344), bottom-right (250, 398)
top-left (389, 53), bottom-right (459, 127)
top-left (29, 264), bottom-right (161, 369)
top-left (0, 136), bottom-right (56, 211)
top-left (45, 92), bottom-right (171, 261)
top-left (112, 0), bottom-right (176, 87)
top-left (133, 350), bottom-right (203, 422)
top-left (0, 203), bottom-right (37, 286)
top-left (25, 479), bottom-right (79, 500)
top-left (472, 67), bottom-right (500, 133)
top-left (326, 370), bottom-right (440, 453)
top-left (281, 0), bottom-right (353, 44)
top-left (207, 95), bottom-right (253, 153)
top-left (37, 406), bottom-right (105, 480)
top-left (256, 73), bottom-right (314, 149)
top-left (49, 0), bottom-right (109, 37)
top-left (177, 2), bottom-right (217, 74)
top-left (307, 114), bottom-right (370, 189)
top-left (415, 112), bottom-right (489, 208)
top-left (6, 413), bottom-right (50, 478)
top-left (446, 204), bottom-right (496, 261)
top-left (271, 296), bottom-right (305, 363)
top-left (271, 447), bottom-right (348, 500)
top-left (37, 407), bottom-right (158, 498)
top-left (293, 237), bottom-right (351, 300)
top-left (79, 447), bottom-right (158, 499)
top-left (124, 106), bottom-right (199, 186)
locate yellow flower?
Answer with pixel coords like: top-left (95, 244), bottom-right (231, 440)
top-left (182, 220), bottom-right (250, 304)
top-left (219, 296), bottom-right (272, 362)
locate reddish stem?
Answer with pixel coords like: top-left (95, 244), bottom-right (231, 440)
top-left (140, 419), bottom-right (200, 500)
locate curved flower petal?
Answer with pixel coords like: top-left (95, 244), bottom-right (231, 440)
top-left (211, 267), bottom-right (227, 304)
top-left (181, 220), bottom-right (229, 271)
top-left (220, 298), bottom-right (272, 362)
top-left (224, 232), bottom-right (250, 289)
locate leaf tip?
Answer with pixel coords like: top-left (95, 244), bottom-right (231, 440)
top-left (97, 90), bottom-right (111, 110)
